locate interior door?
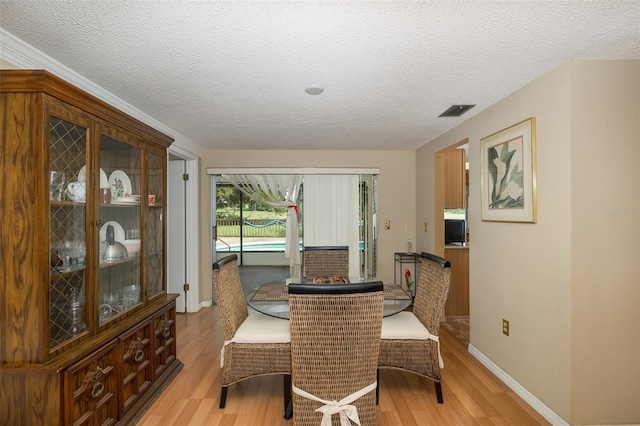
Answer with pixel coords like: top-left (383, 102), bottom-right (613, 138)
top-left (167, 159), bottom-right (186, 312)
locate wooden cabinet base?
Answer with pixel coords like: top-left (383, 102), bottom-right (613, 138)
top-left (0, 298), bottom-right (182, 425)
top-left (118, 358), bottom-right (183, 425)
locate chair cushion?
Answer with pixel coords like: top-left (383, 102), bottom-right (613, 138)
top-left (233, 313), bottom-right (290, 344)
top-left (381, 311), bottom-right (432, 340)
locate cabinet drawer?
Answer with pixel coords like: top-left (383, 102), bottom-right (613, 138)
top-left (153, 303), bottom-right (177, 378)
top-left (63, 340), bottom-right (119, 426)
top-left (119, 320), bottom-right (153, 415)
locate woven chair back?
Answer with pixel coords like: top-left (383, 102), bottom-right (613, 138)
top-left (413, 252), bottom-right (452, 333)
top-left (302, 246), bottom-right (349, 278)
top-left (212, 254), bottom-right (248, 341)
top-left (288, 282), bottom-right (383, 426)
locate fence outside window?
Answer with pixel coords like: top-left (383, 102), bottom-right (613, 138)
top-left (216, 219), bottom-right (303, 238)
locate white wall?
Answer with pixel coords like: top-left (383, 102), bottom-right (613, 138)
top-left (569, 60), bottom-right (640, 425)
top-left (416, 60), bottom-right (640, 425)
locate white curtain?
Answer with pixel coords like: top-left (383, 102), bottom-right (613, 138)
top-left (223, 174), bottom-right (303, 278)
top-left (303, 175), bottom-right (360, 276)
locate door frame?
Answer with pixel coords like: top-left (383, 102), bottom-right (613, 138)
top-left (434, 139), bottom-right (468, 257)
top-left (434, 139), bottom-right (469, 320)
top-left (167, 145), bottom-right (200, 312)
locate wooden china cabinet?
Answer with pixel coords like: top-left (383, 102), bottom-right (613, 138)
top-left (0, 70), bottom-right (182, 425)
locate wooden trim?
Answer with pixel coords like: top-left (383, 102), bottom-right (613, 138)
top-left (433, 152), bottom-right (445, 258)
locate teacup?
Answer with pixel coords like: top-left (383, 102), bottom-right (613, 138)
top-left (66, 181), bottom-right (86, 202)
top-left (99, 304), bottom-right (112, 321)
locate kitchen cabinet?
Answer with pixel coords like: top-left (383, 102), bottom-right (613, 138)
top-left (444, 148), bottom-right (466, 209)
top-left (0, 70), bottom-right (181, 424)
top-left (444, 246), bottom-right (469, 316)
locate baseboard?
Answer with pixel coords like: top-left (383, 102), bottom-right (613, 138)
top-left (467, 344), bottom-right (569, 426)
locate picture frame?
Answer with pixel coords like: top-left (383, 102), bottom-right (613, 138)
top-left (480, 117), bottom-right (537, 223)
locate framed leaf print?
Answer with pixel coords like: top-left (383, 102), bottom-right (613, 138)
top-left (481, 117), bottom-right (537, 223)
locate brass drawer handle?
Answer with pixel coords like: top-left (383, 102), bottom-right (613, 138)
top-left (158, 318), bottom-right (171, 339)
top-left (132, 337), bottom-right (145, 362)
top-left (82, 366), bottom-right (106, 399)
top-left (91, 381), bottom-right (105, 399)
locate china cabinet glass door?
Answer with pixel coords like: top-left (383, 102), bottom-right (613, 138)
top-left (98, 133), bottom-right (142, 325)
top-left (49, 115), bottom-right (89, 348)
top-left (145, 151), bottom-right (165, 299)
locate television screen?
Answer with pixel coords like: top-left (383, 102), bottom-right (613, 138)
top-left (444, 219), bottom-right (466, 245)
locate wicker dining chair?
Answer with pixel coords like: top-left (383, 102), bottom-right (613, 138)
top-left (288, 282), bottom-right (384, 426)
top-left (377, 252), bottom-right (451, 403)
top-left (212, 254), bottom-right (292, 413)
top-left (302, 245), bottom-right (350, 278)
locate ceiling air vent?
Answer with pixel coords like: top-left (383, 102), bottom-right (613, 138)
top-left (439, 104), bottom-right (476, 117)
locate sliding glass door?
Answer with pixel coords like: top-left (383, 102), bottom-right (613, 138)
top-left (212, 173), bottom-right (377, 278)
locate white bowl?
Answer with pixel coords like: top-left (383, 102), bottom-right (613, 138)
top-left (65, 181), bottom-right (86, 202)
top-left (122, 239), bottom-right (141, 256)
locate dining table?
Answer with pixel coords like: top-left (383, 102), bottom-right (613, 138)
top-left (246, 276), bottom-right (413, 319)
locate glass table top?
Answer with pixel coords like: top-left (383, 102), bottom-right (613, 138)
top-left (246, 276), bottom-right (412, 320)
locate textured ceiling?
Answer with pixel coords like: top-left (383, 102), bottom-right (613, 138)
top-left (1, 1), bottom-right (639, 151)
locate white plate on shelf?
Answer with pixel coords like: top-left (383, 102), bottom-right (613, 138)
top-left (100, 169), bottom-right (109, 188)
top-left (111, 195), bottom-right (139, 205)
top-left (111, 199), bottom-right (140, 205)
top-left (78, 166), bottom-right (109, 188)
top-left (118, 195), bottom-right (138, 202)
top-left (99, 221), bottom-right (125, 243)
top-left (108, 170), bottom-right (132, 200)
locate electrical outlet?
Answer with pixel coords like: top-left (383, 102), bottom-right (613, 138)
top-left (384, 220), bottom-right (390, 230)
top-left (502, 319), bottom-right (510, 336)
top-left (423, 222), bottom-right (428, 232)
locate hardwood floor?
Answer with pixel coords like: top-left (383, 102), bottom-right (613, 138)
top-left (136, 305), bottom-right (550, 425)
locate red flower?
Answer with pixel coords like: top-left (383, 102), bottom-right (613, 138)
top-left (404, 269), bottom-right (413, 290)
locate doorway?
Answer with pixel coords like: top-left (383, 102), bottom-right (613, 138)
top-left (435, 140), bottom-right (470, 346)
